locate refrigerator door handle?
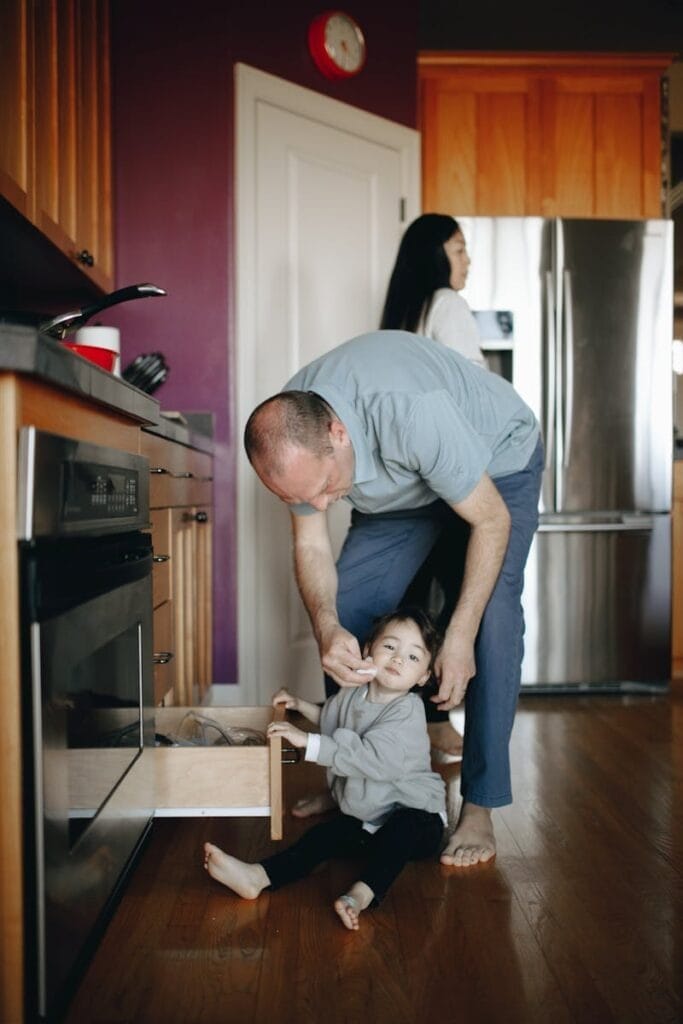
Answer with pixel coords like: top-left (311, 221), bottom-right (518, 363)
top-left (544, 270), bottom-right (556, 472)
top-left (562, 269), bottom-right (575, 469)
top-left (538, 515), bottom-right (656, 533)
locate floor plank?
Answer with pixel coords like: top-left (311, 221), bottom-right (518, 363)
top-left (64, 695), bottom-right (683, 1024)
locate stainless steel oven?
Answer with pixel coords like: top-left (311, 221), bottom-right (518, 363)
top-left (18, 427), bottom-right (154, 1021)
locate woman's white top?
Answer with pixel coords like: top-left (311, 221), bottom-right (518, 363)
top-left (418, 287), bottom-right (486, 367)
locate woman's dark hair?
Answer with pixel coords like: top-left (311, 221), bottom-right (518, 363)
top-left (364, 605), bottom-right (442, 673)
top-left (380, 213), bottom-right (460, 332)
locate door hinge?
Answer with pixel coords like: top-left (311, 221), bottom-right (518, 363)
top-left (399, 197), bottom-right (407, 222)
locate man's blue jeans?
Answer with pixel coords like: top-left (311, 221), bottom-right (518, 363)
top-left (330, 439), bottom-right (543, 808)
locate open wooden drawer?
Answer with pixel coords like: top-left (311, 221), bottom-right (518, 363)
top-left (154, 705), bottom-right (288, 839)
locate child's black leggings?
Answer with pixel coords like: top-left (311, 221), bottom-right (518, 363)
top-left (260, 807), bottom-right (444, 905)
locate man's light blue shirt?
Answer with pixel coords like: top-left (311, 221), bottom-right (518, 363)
top-left (284, 331), bottom-right (540, 515)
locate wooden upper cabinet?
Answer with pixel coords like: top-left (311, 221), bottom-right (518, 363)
top-left (0, 0), bottom-right (113, 291)
top-left (0, 0), bottom-right (31, 216)
top-left (419, 53), bottom-right (673, 220)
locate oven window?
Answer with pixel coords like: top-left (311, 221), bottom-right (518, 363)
top-left (45, 622), bottom-right (143, 849)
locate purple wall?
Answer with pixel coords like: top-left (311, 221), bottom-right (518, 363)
top-left (109, 1), bottom-right (418, 682)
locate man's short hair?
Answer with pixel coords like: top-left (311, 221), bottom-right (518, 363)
top-left (244, 391), bottom-right (334, 475)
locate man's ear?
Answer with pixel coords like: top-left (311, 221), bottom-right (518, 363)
top-left (329, 418), bottom-right (350, 447)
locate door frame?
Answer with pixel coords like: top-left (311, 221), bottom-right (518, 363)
top-left (235, 62), bottom-right (420, 699)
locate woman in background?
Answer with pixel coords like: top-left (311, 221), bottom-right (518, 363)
top-left (380, 213), bottom-right (486, 759)
top-left (380, 212), bottom-right (485, 366)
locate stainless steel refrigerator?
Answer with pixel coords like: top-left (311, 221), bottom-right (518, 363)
top-left (457, 216), bottom-right (673, 691)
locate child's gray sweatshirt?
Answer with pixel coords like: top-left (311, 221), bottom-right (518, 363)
top-left (305, 685), bottom-right (446, 828)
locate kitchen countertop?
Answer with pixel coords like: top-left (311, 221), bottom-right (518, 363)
top-left (142, 415), bottom-right (215, 455)
top-left (0, 323), bottom-right (214, 454)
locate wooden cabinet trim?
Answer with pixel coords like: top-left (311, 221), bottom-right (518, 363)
top-left (418, 52), bottom-right (675, 72)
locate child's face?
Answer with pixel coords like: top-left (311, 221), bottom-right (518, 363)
top-left (366, 619), bottom-right (431, 693)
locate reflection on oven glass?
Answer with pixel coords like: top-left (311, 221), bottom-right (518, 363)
top-left (52, 624), bottom-right (142, 848)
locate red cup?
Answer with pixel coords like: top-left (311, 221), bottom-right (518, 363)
top-left (62, 342), bottom-right (118, 372)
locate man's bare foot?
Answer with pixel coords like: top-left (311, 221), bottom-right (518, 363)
top-left (203, 842), bottom-right (270, 899)
top-left (334, 881), bottom-right (374, 931)
top-left (428, 721), bottom-right (463, 760)
top-left (440, 802), bottom-right (496, 867)
top-left (291, 791), bottom-right (336, 818)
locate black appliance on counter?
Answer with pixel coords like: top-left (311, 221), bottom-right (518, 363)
top-left (18, 428), bottom-right (155, 1020)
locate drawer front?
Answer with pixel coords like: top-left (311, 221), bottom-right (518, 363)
top-left (153, 705), bottom-right (284, 839)
top-left (150, 509), bottom-right (172, 607)
top-left (141, 432), bottom-right (213, 508)
top-left (153, 600), bottom-right (176, 705)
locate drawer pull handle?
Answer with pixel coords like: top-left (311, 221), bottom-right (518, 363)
top-left (193, 511), bottom-right (209, 523)
top-left (77, 249), bottom-right (94, 267)
top-left (153, 651), bottom-right (174, 665)
top-left (153, 554), bottom-right (171, 563)
top-left (281, 746), bottom-right (300, 765)
top-left (150, 466), bottom-right (170, 475)
top-left (173, 471), bottom-right (195, 479)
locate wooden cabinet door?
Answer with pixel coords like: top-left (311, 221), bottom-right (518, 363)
top-left (673, 463), bottom-right (683, 680)
top-left (421, 68), bottom-right (542, 215)
top-left (419, 54), bottom-right (670, 219)
top-left (32, 0), bottom-right (113, 290)
top-left (543, 71), bottom-right (663, 218)
top-left (194, 506), bottom-right (213, 700)
top-left (0, 0), bottom-right (31, 216)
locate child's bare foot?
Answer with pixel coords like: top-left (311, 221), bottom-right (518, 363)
top-left (427, 721), bottom-right (463, 759)
top-left (291, 791), bottom-right (336, 818)
top-left (203, 842), bottom-right (270, 899)
top-left (440, 802), bottom-right (496, 867)
top-left (334, 881), bottom-right (374, 930)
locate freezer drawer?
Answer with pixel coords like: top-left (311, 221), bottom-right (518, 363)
top-left (521, 515), bottom-right (670, 689)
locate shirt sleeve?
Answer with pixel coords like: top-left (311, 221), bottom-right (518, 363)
top-left (315, 699), bottom-right (416, 781)
top-left (402, 390), bottom-right (491, 505)
top-left (427, 291), bottom-right (486, 367)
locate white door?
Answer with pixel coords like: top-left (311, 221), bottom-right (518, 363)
top-left (236, 64), bottom-right (420, 704)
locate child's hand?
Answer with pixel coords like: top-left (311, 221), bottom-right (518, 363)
top-left (272, 687), bottom-right (299, 711)
top-left (267, 721), bottom-right (308, 749)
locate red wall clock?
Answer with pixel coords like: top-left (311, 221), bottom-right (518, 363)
top-left (307, 11), bottom-right (367, 80)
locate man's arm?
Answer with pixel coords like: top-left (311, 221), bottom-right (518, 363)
top-left (434, 473), bottom-right (511, 710)
top-left (290, 512), bottom-right (372, 686)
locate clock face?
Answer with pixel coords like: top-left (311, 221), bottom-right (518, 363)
top-left (308, 11), bottom-right (366, 79)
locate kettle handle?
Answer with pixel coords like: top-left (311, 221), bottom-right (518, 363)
top-left (40, 283), bottom-right (167, 339)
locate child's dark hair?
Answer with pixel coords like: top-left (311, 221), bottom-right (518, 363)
top-left (364, 605), bottom-right (442, 672)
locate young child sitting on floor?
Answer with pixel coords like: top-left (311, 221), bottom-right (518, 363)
top-left (203, 606), bottom-right (447, 930)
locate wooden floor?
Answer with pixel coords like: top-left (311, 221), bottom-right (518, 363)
top-left (65, 694), bottom-right (683, 1024)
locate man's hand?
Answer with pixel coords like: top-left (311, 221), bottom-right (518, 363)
top-left (319, 623), bottom-right (377, 687)
top-left (267, 721), bottom-right (309, 749)
top-left (432, 633), bottom-right (476, 710)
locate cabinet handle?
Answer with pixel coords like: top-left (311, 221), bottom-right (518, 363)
top-left (153, 554), bottom-right (171, 563)
top-left (150, 466), bottom-right (170, 474)
top-left (172, 471), bottom-right (195, 479)
top-left (193, 510), bottom-right (209, 523)
top-left (153, 651), bottom-right (174, 665)
top-left (77, 249), bottom-right (95, 267)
